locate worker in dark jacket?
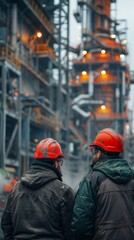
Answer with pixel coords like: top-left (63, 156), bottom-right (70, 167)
top-left (1, 138), bottom-right (75, 240)
top-left (72, 128), bottom-right (134, 240)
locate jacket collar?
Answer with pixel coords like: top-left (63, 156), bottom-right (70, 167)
top-left (31, 159), bottom-right (62, 181)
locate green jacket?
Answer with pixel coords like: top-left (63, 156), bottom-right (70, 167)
top-left (71, 158), bottom-right (134, 240)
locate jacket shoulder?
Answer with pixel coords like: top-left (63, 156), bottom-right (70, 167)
top-left (87, 169), bottom-right (107, 192)
top-left (56, 180), bottom-right (75, 198)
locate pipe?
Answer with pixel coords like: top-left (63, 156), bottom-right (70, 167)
top-left (72, 94), bottom-right (91, 104)
top-left (72, 105), bottom-right (91, 118)
top-left (11, 4), bottom-right (17, 47)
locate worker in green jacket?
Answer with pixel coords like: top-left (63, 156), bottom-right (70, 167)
top-left (72, 128), bottom-right (134, 240)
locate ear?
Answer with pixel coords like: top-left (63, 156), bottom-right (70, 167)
top-left (54, 161), bottom-right (58, 168)
top-left (98, 150), bottom-right (103, 159)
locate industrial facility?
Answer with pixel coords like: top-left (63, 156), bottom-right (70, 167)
top-left (0, 0), bottom-right (134, 192)
top-left (69, 0), bottom-right (134, 186)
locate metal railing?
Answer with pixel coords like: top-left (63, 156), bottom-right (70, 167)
top-left (0, 42), bottom-right (21, 68)
top-left (35, 43), bottom-right (57, 62)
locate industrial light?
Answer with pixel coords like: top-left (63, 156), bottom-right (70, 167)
top-left (69, 53), bottom-right (73, 60)
top-left (82, 50), bottom-right (87, 55)
top-left (101, 105), bottom-right (106, 110)
top-left (120, 54), bottom-right (125, 59)
top-left (121, 39), bottom-right (127, 45)
top-left (110, 34), bottom-right (116, 39)
top-left (82, 71), bottom-right (87, 75)
top-left (101, 49), bottom-right (106, 54)
top-left (101, 70), bottom-right (106, 75)
top-left (126, 124), bottom-right (129, 130)
top-left (36, 31), bottom-right (42, 38)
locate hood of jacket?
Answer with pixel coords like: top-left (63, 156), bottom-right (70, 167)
top-left (93, 158), bottom-right (133, 184)
top-left (21, 160), bottom-right (62, 189)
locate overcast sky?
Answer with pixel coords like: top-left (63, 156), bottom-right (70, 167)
top-left (70, 0), bottom-right (134, 121)
top-left (117, 0), bottom-right (134, 112)
top-left (117, 0), bottom-right (134, 69)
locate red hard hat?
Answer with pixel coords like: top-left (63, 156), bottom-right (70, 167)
top-left (90, 128), bottom-right (124, 153)
top-left (34, 138), bottom-right (64, 159)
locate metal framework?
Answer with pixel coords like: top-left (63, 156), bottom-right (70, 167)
top-left (69, 0), bottom-right (133, 181)
top-left (0, 60), bottom-right (21, 171)
top-left (53, 0), bottom-right (70, 152)
top-left (0, 0), bottom-right (70, 177)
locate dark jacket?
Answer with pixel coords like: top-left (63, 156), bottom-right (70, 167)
top-left (72, 158), bottom-right (134, 240)
top-left (1, 161), bottom-right (75, 240)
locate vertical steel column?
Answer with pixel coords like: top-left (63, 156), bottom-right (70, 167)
top-left (54, 0), bottom-right (70, 150)
top-left (115, 67), bottom-right (120, 131)
top-left (11, 3), bottom-right (17, 47)
top-left (56, 0), bottom-right (62, 141)
top-left (0, 61), bottom-right (7, 168)
top-left (48, 60), bottom-right (53, 111)
top-left (21, 114), bottom-right (30, 173)
top-left (18, 73), bottom-right (22, 177)
top-left (65, 0), bottom-right (70, 154)
top-left (26, 113), bottom-right (30, 170)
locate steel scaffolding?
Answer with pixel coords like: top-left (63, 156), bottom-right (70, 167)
top-left (0, 0), bottom-right (70, 176)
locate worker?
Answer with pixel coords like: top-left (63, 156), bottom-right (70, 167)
top-left (1, 138), bottom-right (75, 240)
top-left (71, 128), bottom-right (134, 240)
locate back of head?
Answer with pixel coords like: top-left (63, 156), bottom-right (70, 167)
top-left (90, 128), bottom-right (124, 154)
top-left (34, 138), bottom-right (64, 160)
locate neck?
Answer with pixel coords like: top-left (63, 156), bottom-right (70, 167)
top-left (31, 159), bottom-right (62, 181)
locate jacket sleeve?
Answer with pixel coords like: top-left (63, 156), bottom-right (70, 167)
top-left (1, 193), bottom-right (13, 240)
top-left (71, 176), bottom-right (97, 240)
top-left (60, 186), bottom-right (75, 240)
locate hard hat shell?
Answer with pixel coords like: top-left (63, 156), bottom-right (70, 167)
top-left (90, 128), bottom-right (124, 153)
top-left (34, 138), bottom-right (64, 159)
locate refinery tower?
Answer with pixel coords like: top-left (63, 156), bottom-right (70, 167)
top-left (68, 0), bottom-right (134, 183)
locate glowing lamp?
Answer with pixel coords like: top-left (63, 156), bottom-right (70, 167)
top-left (82, 50), bottom-right (87, 55)
top-left (101, 70), bottom-right (106, 75)
top-left (126, 124), bottom-right (129, 130)
top-left (120, 54), bottom-right (125, 59)
top-left (110, 34), bottom-right (116, 39)
top-left (101, 49), bottom-right (106, 54)
top-left (36, 32), bottom-right (42, 38)
top-left (101, 105), bottom-right (106, 110)
top-left (121, 39), bottom-right (127, 45)
top-left (82, 71), bottom-right (87, 75)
